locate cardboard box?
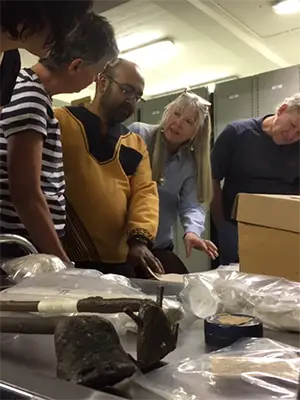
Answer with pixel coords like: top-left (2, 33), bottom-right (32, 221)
top-left (234, 194), bottom-right (300, 282)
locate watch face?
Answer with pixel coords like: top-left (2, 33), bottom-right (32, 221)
top-left (135, 236), bottom-right (148, 245)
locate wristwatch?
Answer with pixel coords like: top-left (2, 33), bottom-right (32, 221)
top-left (128, 235), bottom-right (152, 249)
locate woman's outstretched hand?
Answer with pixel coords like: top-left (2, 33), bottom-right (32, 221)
top-left (184, 232), bottom-right (219, 259)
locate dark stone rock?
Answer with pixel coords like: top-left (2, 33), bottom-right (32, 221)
top-left (54, 315), bottom-right (137, 389)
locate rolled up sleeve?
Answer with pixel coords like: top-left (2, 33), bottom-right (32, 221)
top-left (179, 175), bottom-right (206, 237)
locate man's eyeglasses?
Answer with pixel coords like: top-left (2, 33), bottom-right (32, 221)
top-left (104, 75), bottom-right (144, 103)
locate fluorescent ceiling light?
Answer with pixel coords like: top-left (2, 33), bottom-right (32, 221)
top-left (144, 71), bottom-right (230, 97)
top-left (117, 32), bottom-right (162, 52)
top-left (272, 0), bottom-right (300, 15)
top-left (121, 40), bottom-right (177, 69)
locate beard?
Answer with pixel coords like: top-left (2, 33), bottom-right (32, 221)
top-left (100, 91), bottom-right (134, 124)
top-left (110, 102), bottom-right (133, 123)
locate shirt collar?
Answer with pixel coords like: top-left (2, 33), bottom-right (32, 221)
top-left (68, 106), bottom-right (130, 138)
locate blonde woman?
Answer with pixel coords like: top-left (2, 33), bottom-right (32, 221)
top-left (129, 91), bottom-right (218, 273)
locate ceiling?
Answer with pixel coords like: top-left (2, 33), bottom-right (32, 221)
top-left (20, 0), bottom-right (300, 104)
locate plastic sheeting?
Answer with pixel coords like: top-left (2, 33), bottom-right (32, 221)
top-left (0, 269), bottom-right (184, 335)
top-left (0, 273), bottom-right (186, 381)
top-left (180, 270), bottom-right (300, 332)
top-left (1, 254), bottom-right (69, 282)
top-left (132, 337), bottom-right (300, 399)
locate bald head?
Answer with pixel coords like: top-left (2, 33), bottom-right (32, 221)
top-left (93, 58), bottom-right (145, 124)
top-left (104, 58), bottom-right (143, 80)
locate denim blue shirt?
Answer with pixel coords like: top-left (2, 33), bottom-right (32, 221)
top-left (129, 122), bottom-right (206, 249)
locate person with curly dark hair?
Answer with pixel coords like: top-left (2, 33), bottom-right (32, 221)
top-left (0, 0), bottom-right (93, 106)
top-left (1, 0), bottom-right (93, 55)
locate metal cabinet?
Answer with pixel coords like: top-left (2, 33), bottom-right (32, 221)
top-left (255, 65), bottom-right (300, 116)
top-left (140, 95), bottom-right (173, 124)
top-left (124, 104), bottom-right (142, 127)
top-left (191, 86), bottom-right (209, 100)
top-left (214, 77), bottom-right (255, 139)
top-left (140, 87), bottom-right (210, 125)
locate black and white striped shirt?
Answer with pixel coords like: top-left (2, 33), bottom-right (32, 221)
top-left (0, 68), bottom-right (66, 237)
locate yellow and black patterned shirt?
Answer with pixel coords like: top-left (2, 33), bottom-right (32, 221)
top-left (55, 106), bottom-right (159, 263)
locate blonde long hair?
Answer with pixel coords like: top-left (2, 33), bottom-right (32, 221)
top-left (151, 91), bottom-right (213, 205)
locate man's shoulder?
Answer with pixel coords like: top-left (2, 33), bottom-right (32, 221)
top-left (54, 107), bottom-right (82, 136)
top-left (228, 117), bottom-right (263, 135)
top-left (54, 106), bottom-right (70, 118)
top-left (123, 128), bottom-right (147, 148)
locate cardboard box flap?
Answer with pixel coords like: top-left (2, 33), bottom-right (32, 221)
top-left (233, 194), bottom-right (300, 234)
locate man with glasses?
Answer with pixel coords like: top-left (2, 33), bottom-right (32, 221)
top-left (55, 58), bottom-right (163, 278)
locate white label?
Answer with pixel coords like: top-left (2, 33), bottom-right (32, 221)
top-left (229, 94), bottom-right (239, 100)
top-left (38, 298), bottom-right (79, 314)
top-left (272, 84), bottom-right (283, 90)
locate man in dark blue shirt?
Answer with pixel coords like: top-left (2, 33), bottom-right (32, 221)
top-left (211, 93), bottom-right (300, 265)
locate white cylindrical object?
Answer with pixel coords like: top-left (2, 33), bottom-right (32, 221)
top-left (38, 298), bottom-right (79, 314)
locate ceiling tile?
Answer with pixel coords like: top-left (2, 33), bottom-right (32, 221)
top-left (212, 0), bottom-right (300, 37)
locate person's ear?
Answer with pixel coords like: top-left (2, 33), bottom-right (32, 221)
top-left (95, 74), bottom-right (110, 94)
top-left (277, 104), bottom-right (288, 116)
top-left (68, 59), bottom-right (83, 74)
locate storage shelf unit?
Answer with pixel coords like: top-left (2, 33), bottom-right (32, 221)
top-left (214, 64), bottom-right (300, 139)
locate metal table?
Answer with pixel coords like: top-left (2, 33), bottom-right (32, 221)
top-left (0, 359), bottom-right (123, 400)
top-left (1, 279), bottom-right (299, 399)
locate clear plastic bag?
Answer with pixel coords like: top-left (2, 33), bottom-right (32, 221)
top-left (1, 254), bottom-right (70, 283)
top-left (0, 270), bottom-right (184, 335)
top-left (132, 337), bottom-right (300, 399)
top-left (180, 270), bottom-right (300, 332)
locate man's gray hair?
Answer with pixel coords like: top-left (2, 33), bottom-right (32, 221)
top-left (278, 93), bottom-right (300, 112)
top-left (39, 12), bottom-right (118, 69)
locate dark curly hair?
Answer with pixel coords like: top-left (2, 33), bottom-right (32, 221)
top-left (1, 0), bottom-right (93, 50)
top-left (39, 12), bottom-right (119, 69)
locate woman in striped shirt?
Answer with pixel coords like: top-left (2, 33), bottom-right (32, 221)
top-left (0, 13), bottom-right (118, 261)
